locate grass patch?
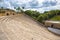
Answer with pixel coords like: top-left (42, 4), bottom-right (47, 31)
top-left (50, 15), bottom-right (60, 21)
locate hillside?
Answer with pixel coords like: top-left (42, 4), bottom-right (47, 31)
top-left (50, 15), bottom-right (60, 21)
top-left (0, 14), bottom-right (60, 40)
top-left (24, 10), bottom-right (60, 22)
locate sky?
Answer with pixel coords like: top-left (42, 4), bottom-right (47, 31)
top-left (0, 0), bottom-right (60, 13)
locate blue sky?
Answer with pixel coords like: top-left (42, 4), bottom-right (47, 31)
top-left (0, 0), bottom-right (60, 13)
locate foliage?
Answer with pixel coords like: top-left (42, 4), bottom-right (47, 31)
top-left (24, 10), bottom-right (40, 19)
top-left (14, 7), bottom-right (24, 13)
top-left (24, 10), bottom-right (60, 23)
top-left (50, 16), bottom-right (60, 21)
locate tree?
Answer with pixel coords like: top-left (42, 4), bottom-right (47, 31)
top-left (16, 7), bottom-right (21, 12)
top-left (25, 9), bottom-right (60, 23)
top-left (1, 7), bottom-right (3, 9)
top-left (37, 15), bottom-right (44, 22)
top-left (22, 7), bottom-right (24, 9)
top-left (24, 10), bottom-right (32, 16)
top-left (20, 7), bottom-right (25, 13)
top-left (55, 10), bottom-right (60, 15)
top-left (14, 7), bottom-right (16, 9)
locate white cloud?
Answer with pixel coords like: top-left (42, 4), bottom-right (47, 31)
top-left (0, 0), bottom-right (60, 13)
top-left (37, 0), bottom-right (44, 3)
top-left (56, 0), bottom-right (60, 4)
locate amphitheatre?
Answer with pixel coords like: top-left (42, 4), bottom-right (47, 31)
top-left (0, 9), bottom-right (60, 40)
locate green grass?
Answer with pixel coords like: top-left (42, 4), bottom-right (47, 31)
top-left (50, 15), bottom-right (60, 21)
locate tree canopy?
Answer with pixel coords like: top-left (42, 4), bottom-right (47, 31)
top-left (24, 10), bottom-right (60, 23)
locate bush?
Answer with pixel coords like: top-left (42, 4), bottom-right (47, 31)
top-left (24, 10), bottom-right (60, 23)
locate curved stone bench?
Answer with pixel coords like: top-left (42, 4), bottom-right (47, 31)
top-left (48, 27), bottom-right (60, 35)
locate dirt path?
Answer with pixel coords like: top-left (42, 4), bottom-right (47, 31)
top-left (0, 14), bottom-right (60, 40)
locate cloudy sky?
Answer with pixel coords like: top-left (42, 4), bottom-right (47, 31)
top-left (0, 0), bottom-right (60, 13)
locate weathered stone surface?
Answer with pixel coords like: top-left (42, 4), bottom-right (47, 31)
top-left (0, 14), bottom-right (60, 40)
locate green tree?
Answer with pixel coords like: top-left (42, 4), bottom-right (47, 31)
top-left (16, 7), bottom-right (21, 12)
top-left (37, 15), bottom-right (44, 22)
top-left (1, 7), bottom-right (3, 9)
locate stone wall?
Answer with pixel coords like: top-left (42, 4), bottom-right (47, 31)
top-left (0, 9), bottom-right (16, 16)
top-left (45, 21), bottom-right (60, 28)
